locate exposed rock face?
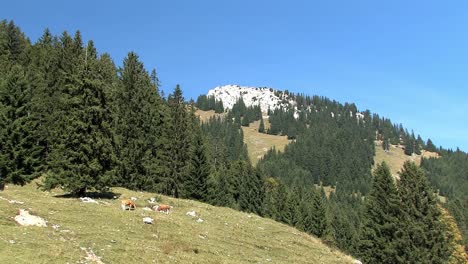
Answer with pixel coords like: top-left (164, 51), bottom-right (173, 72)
top-left (207, 84), bottom-right (295, 112)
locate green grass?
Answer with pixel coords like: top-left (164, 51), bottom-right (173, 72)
top-left (0, 180), bottom-right (355, 263)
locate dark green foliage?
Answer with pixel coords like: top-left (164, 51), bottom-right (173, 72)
top-left (421, 150), bottom-right (468, 246)
top-left (396, 161), bottom-right (450, 263)
top-left (163, 85), bottom-right (192, 197)
top-left (112, 52), bottom-right (167, 193)
top-left (357, 162), bottom-right (400, 263)
top-left (42, 38), bottom-right (115, 195)
top-left (404, 134), bottom-right (414, 156)
top-left (185, 130), bottom-right (210, 201)
top-left (426, 138), bottom-right (438, 152)
top-left (196, 94), bottom-right (224, 113)
top-left (234, 160), bottom-right (265, 215)
top-left (382, 137), bottom-right (390, 151)
top-left (210, 168), bottom-right (235, 207)
top-left (201, 116), bottom-right (248, 167)
top-left (300, 188), bottom-right (329, 238)
top-left (330, 207), bottom-right (359, 254)
top-left (258, 118), bottom-right (265, 133)
top-left (227, 97), bottom-right (261, 127)
top-left (0, 65), bottom-right (42, 187)
top-left (260, 106), bottom-right (374, 194)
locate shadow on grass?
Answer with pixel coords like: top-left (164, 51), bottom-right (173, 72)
top-left (54, 191), bottom-right (121, 199)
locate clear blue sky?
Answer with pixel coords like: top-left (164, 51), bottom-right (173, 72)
top-left (2, 1), bottom-right (468, 151)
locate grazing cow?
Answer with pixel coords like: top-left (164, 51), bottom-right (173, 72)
top-left (154, 204), bottom-right (171, 214)
top-left (121, 199), bottom-right (136, 210)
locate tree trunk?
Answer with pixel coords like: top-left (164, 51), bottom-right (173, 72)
top-left (76, 187), bottom-right (86, 197)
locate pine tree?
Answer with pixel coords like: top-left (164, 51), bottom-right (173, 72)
top-left (263, 177), bottom-right (280, 218)
top-left (357, 162), bottom-right (400, 263)
top-left (404, 134), bottom-right (414, 156)
top-left (0, 65), bottom-right (42, 188)
top-left (185, 130), bottom-right (209, 201)
top-left (42, 40), bottom-right (115, 195)
top-left (426, 138), bottom-right (437, 152)
top-left (258, 118), bottom-right (265, 133)
top-left (396, 161), bottom-right (450, 263)
top-left (299, 188), bottom-right (329, 238)
top-left (150, 68), bottom-right (161, 94)
top-left (164, 84), bottom-right (191, 198)
top-left (310, 189), bottom-right (328, 237)
top-left (383, 137), bottom-right (390, 151)
top-left (237, 162), bottom-right (265, 215)
top-left (212, 169), bottom-right (235, 207)
top-left (241, 115), bottom-right (250, 127)
top-left (112, 52), bottom-right (166, 191)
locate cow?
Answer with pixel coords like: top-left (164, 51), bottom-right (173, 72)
top-left (153, 204), bottom-right (172, 214)
top-left (121, 199), bottom-right (136, 210)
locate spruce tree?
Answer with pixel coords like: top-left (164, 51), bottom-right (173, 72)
top-left (357, 162), bottom-right (400, 263)
top-left (426, 138), bottom-right (437, 152)
top-left (185, 130), bottom-right (210, 201)
top-left (164, 84), bottom-right (191, 198)
top-left (42, 40), bottom-right (115, 195)
top-left (258, 118), bottom-right (265, 133)
top-left (404, 135), bottom-right (414, 156)
top-left (0, 65), bottom-right (42, 188)
top-left (238, 163), bottom-right (265, 215)
top-left (310, 189), bottom-right (328, 237)
top-left (396, 161), bottom-right (450, 263)
top-left (112, 52), bottom-right (166, 191)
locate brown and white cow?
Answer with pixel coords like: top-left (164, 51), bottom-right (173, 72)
top-left (121, 199), bottom-right (136, 210)
top-left (153, 204), bottom-right (172, 214)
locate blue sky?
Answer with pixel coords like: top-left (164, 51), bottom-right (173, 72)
top-left (2, 1), bottom-right (468, 151)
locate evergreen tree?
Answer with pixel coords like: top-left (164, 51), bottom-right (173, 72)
top-left (164, 84), bottom-right (191, 197)
top-left (112, 52), bottom-right (166, 192)
top-left (357, 162), bottom-right (400, 263)
top-left (383, 137), bottom-right (390, 151)
top-left (299, 188), bottom-right (329, 238)
top-left (241, 115), bottom-right (250, 127)
top-left (310, 189), bottom-right (329, 237)
top-left (404, 134), bottom-right (414, 156)
top-left (263, 177), bottom-right (280, 218)
top-left (212, 168), bottom-right (235, 207)
top-left (185, 130), bottom-right (209, 201)
top-left (426, 138), bottom-right (437, 152)
top-left (150, 68), bottom-right (161, 94)
top-left (0, 65), bottom-right (42, 188)
top-left (258, 118), bottom-right (265, 133)
top-left (42, 39), bottom-right (115, 195)
top-left (396, 161), bottom-right (450, 263)
top-left (237, 163), bottom-right (265, 215)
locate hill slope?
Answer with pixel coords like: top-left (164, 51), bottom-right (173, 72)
top-left (0, 181), bottom-right (355, 264)
top-left (242, 119), bottom-right (289, 165)
top-left (374, 140), bottom-right (439, 178)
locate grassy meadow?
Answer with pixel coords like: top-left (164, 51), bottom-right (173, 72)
top-left (0, 180), bottom-right (354, 264)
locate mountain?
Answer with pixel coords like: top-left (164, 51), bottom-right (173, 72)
top-left (207, 84), bottom-right (366, 121)
top-left (2, 20), bottom-right (466, 263)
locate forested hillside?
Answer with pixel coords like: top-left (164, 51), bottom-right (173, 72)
top-left (1, 20), bottom-right (467, 263)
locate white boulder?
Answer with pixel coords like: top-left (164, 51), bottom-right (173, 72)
top-left (80, 197), bottom-right (98, 204)
top-left (14, 209), bottom-right (47, 227)
top-left (186, 211), bottom-right (197, 217)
